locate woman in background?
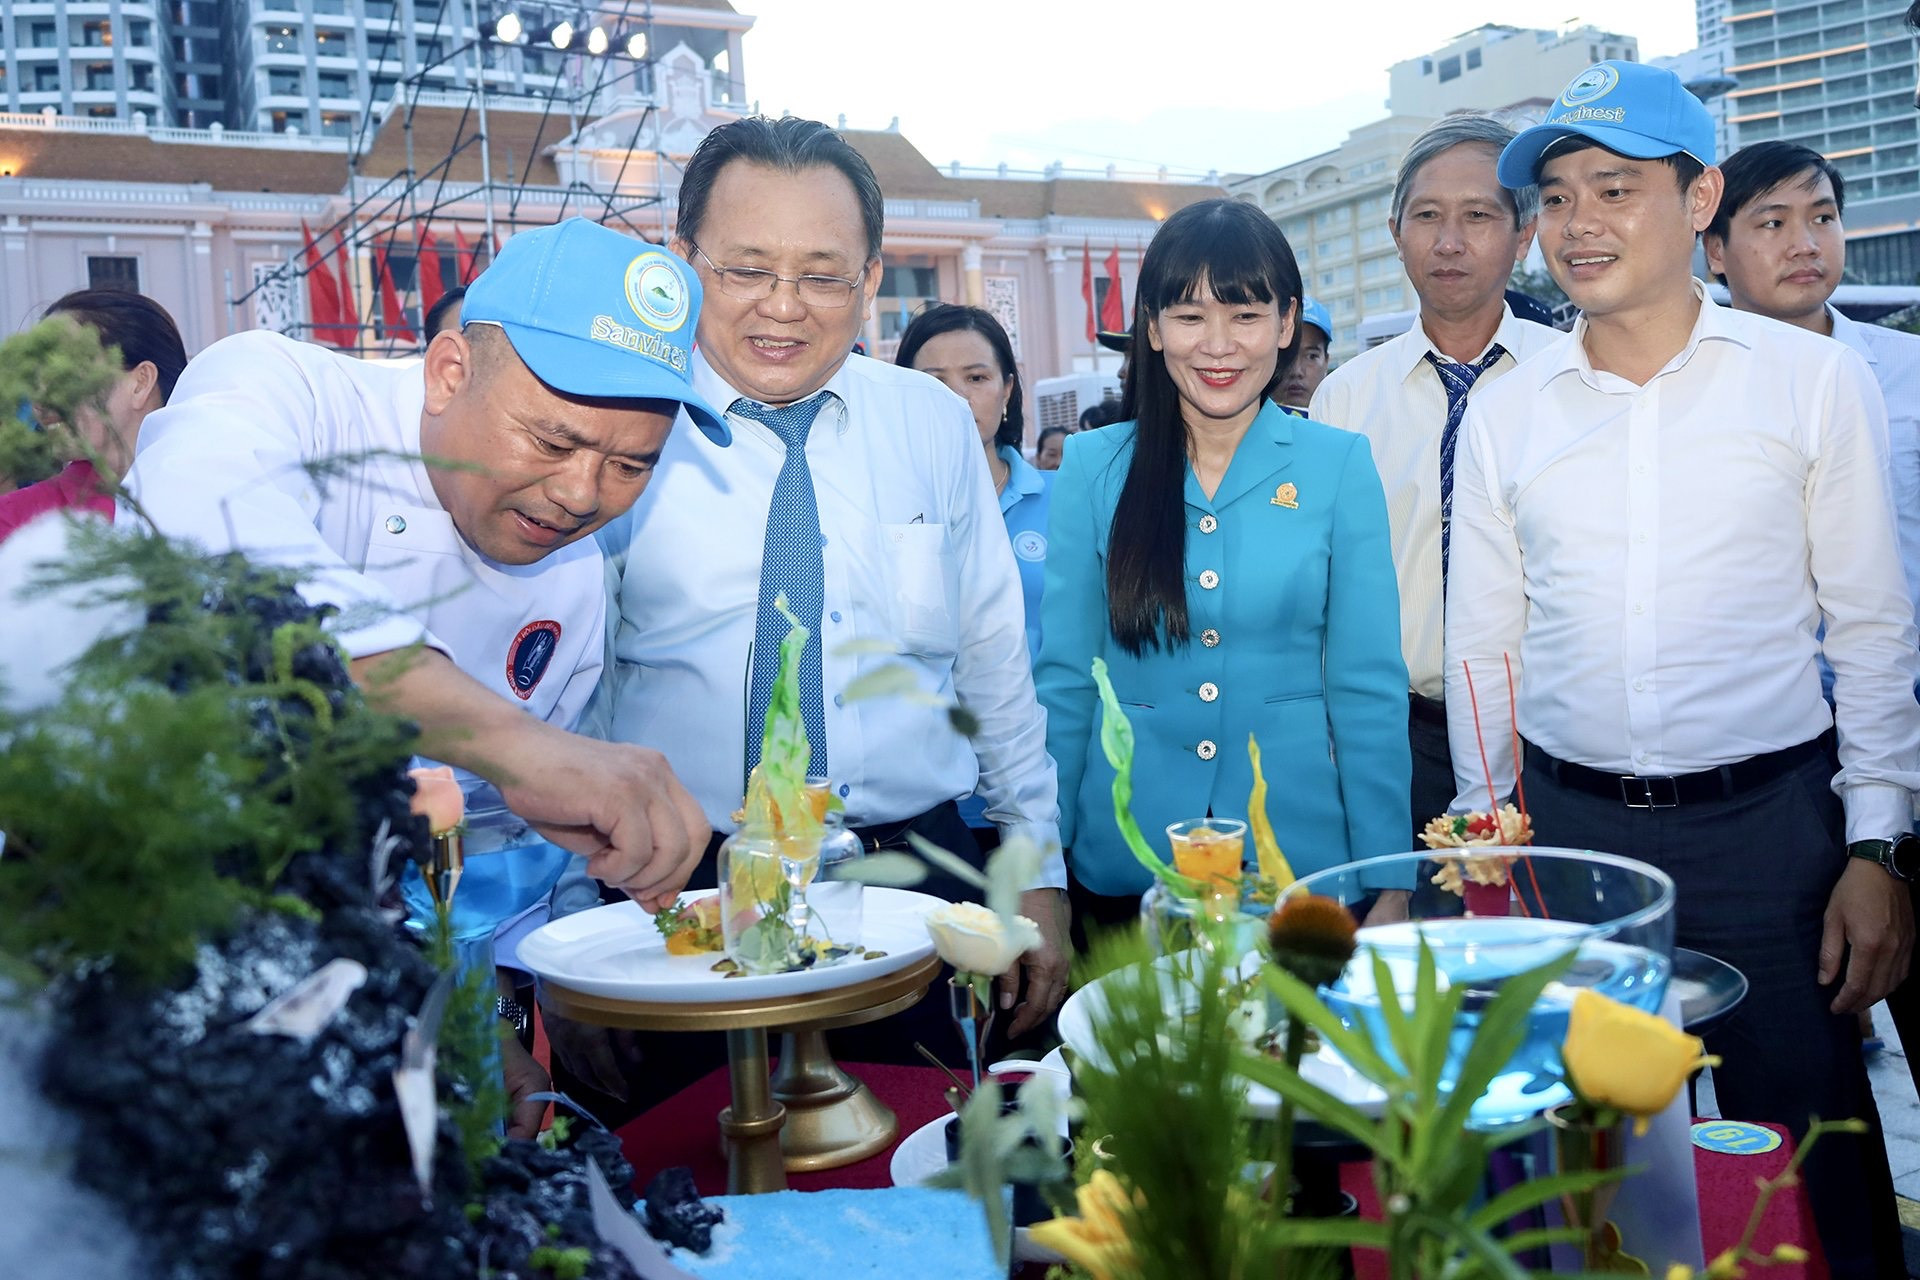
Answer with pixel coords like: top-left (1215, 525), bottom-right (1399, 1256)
top-left (898, 303), bottom-right (1051, 849)
top-left (0, 289), bottom-right (188, 543)
top-left (1036, 199), bottom-right (1410, 933)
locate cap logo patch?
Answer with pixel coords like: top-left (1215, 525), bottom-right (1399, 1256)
top-left (507, 619), bottom-right (561, 700)
top-left (1560, 64), bottom-right (1620, 108)
top-left (624, 251), bottom-right (691, 333)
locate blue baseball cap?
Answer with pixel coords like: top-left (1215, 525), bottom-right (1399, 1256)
top-left (1298, 296), bottom-right (1332, 343)
top-left (462, 217), bottom-right (728, 444)
top-left (1498, 61), bottom-right (1716, 189)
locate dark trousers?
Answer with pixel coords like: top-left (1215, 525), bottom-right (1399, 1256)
top-left (1408, 696), bottom-right (1456, 844)
top-left (1525, 747), bottom-right (1902, 1280)
top-left (549, 800), bottom-right (989, 1130)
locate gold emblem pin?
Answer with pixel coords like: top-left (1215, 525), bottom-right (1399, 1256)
top-left (1272, 482), bottom-right (1299, 509)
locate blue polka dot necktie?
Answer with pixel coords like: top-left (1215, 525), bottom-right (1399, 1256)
top-left (1425, 345), bottom-right (1506, 592)
top-left (735, 391), bottom-right (833, 783)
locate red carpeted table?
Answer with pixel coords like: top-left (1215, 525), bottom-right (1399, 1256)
top-left (615, 1064), bottom-right (1825, 1277)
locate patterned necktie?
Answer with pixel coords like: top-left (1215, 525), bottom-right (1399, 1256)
top-left (736, 391), bottom-right (833, 782)
top-left (1425, 344), bottom-right (1507, 589)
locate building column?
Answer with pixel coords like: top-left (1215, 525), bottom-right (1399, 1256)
top-left (1, 215), bottom-right (30, 316)
top-left (961, 241), bottom-right (983, 306)
top-left (187, 219), bottom-right (219, 348)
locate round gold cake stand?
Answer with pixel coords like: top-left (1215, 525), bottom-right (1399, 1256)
top-left (540, 953), bottom-right (941, 1194)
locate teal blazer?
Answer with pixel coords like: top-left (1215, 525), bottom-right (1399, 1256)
top-left (1037, 404), bottom-right (1411, 896)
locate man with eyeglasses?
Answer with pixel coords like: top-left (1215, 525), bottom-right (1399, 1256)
top-left (589, 116), bottom-right (1067, 1065)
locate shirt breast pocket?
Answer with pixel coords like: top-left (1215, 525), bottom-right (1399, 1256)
top-left (880, 522), bottom-right (959, 657)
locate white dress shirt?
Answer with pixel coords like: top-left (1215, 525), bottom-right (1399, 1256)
top-left (1311, 306), bottom-right (1560, 698)
top-left (1445, 283), bottom-right (1920, 843)
top-left (594, 351), bottom-right (1064, 886)
top-left (125, 330), bottom-right (606, 732)
top-left (1829, 304), bottom-right (1920, 630)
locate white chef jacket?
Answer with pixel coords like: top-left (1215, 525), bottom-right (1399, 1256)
top-left (591, 350), bottom-right (1065, 887)
top-left (124, 330), bottom-right (605, 732)
top-left (1828, 304), bottom-right (1920, 631)
top-left (1310, 305), bottom-right (1561, 698)
top-left (1445, 283), bottom-right (1920, 843)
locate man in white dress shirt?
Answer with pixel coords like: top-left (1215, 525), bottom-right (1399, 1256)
top-left (1310, 114), bottom-right (1558, 840)
top-left (596, 116), bottom-right (1068, 1036)
top-left (1448, 61), bottom-right (1920, 1276)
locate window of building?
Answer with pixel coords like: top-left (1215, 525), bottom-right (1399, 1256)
top-left (264, 27), bottom-right (298, 53)
top-left (317, 71), bottom-right (351, 97)
top-left (87, 105), bottom-right (117, 117)
top-left (129, 20), bottom-right (152, 45)
top-left (33, 65), bottom-right (61, 92)
top-left (84, 64), bottom-right (114, 91)
top-left (29, 21), bottom-right (57, 47)
top-left (80, 19), bottom-right (113, 46)
top-left (131, 65), bottom-right (155, 92)
top-left (417, 38), bottom-right (444, 64)
top-left (1466, 48), bottom-right (1482, 70)
top-left (1421, 58), bottom-right (1432, 75)
top-left (1438, 55), bottom-right (1460, 83)
top-left (319, 111), bottom-right (354, 137)
top-left (313, 29), bottom-right (342, 53)
top-left (269, 69), bottom-right (303, 95)
top-left (271, 109), bottom-right (308, 133)
top-left (88, 256), bottom-right (140, 292)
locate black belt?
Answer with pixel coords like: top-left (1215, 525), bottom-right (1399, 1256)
top-left (1409, 692), bottom-right (1448, 728)
top-left (1523, 735), bottom-right (1832, 809)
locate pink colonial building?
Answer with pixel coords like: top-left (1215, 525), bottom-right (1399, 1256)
top-left (0, 36), bottom-right (1221, 434)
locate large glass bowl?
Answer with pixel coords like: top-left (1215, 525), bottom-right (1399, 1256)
top-left (1289, 847), bottom-right (1675, 1127)
top-left (399, 778), bottom-right (573, 948)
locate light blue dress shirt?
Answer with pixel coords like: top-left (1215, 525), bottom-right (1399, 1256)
top-left (1829, 305), bottom-right (1920, 634)
top-left (590, 352), bottom-right (1064, 887)
top-left (960, 444), bottom-right (1053, 828)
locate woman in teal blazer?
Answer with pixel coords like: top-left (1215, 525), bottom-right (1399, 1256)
top-left (1036, 199), bottom-right (1411, 925)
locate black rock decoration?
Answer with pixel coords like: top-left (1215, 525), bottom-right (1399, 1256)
top-left (643, 1166), bottom-right (727, 1254)
top-left (17, 555), bottom-right (644, 1279)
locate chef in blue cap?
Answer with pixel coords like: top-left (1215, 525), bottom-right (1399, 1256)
top-left (127, 217), bottom-right (728, 916)
top-left (1447, 61), bottom-right (1920, 1278)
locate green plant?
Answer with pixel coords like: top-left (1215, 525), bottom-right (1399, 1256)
top-left (0, 316), bottom-right (121, 490)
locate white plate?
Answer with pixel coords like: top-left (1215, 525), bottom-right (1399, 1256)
top-left (888, 1113), bottom-right (1062, 1266)
top-left (1056, 961), bottom-right (1387, 1119)
top-left (518, 887), bottom-right (944, 1003)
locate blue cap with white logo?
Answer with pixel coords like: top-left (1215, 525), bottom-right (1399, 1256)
top-left (1299, 296), bottom-right (1332, 344)
top-left (462, 217), bottom-right (728, 444)
top-left (1497, 60), bottom-right (1716, 189)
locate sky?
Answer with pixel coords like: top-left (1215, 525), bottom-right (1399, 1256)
top-left (737, 2), bottom-right (1700, 180)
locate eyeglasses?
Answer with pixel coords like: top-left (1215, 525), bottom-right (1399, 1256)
top-left (687, 242), bottom-right (869, 308)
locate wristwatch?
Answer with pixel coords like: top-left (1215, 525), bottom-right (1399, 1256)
top-left (1846, 834), bottom-right (1920, 882)
top-left (496, 994), bottom-right (532, 1038)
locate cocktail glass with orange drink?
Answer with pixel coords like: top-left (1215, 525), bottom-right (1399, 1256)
top-left (1167, 818), bottom-right (1248, 888)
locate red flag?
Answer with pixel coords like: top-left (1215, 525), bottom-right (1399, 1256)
top-left (300, 220), bottom-right (344, 346)
top-left (332, 231), bottom-right (360, 342)
top-left (1080, 240), bottom-right (1095, 343)
top-left (454, 226), bottom-right (490, 284)
top-left (1101, 246), bottom-right (1126, 334)
top-left (415, 225), bottom-right (445, 312)
top-left (376, 247), bottom-right (417, 343)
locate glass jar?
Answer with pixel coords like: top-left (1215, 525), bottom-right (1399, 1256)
top-left (717, 817), bottom-right (866, 974)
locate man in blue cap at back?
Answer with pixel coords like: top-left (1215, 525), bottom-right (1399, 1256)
top-left (127, 217), bottom-right (725, 924)
top-left (1443, 61), bottom-right (1920, 1276)
top-left (1273, 295), bottom-right (1333, 416)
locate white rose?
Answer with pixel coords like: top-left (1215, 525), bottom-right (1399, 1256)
top-left (924, 901), bottom-right (1041, 975)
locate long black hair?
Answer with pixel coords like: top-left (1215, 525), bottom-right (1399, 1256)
top-left (1107, 199), bottom-right (1301, 655)
top-left (895, 303), bottom-right (1023, 449)
top-left (43, 288), bottom-right (188, 403)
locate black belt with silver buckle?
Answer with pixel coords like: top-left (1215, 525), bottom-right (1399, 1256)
top-left (1522, 736), bottom-right (1831, 810)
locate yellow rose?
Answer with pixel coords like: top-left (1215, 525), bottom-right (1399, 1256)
top-left (1028, 1170), bottom-right (1138, 1280)
top-left (406, 765), bottom-right (463, 836)
top-left (925, 902), bottom-right (1041, 975)
top-left (1563, 990), bottom-right (1719, 1136)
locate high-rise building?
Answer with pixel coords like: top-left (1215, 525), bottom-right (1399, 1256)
top-left (1713, 0), bottom-right (1920, 282)
top-left (1230, 24), bottom-right (1638, 357)
top-left (0, 0), bottom-right (750, 137)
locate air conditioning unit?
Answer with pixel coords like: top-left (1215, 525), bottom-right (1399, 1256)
top-left (1032, 372), bottom-right (1122, 435)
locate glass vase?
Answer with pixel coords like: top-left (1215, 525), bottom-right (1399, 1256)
top-left (1546, 1103), bottom-right (1641, 1272)
top-left (717, 817), bottom-right (865, 975)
